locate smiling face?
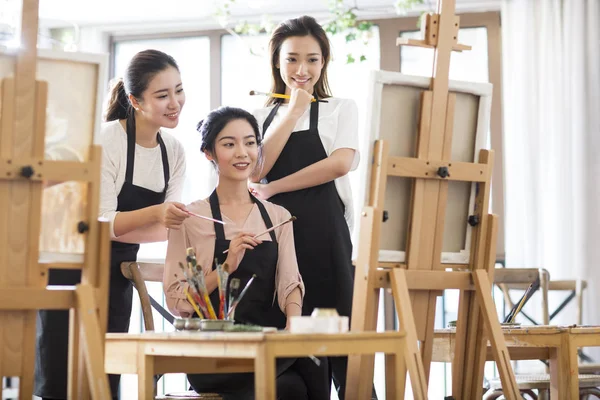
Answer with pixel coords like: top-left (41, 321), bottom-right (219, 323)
top-left (130, 65), bottom-right (185, 129)
top-left (277, 35), bottom-right (324, 95)
top-left (205, 119), bottom-right (259, 181)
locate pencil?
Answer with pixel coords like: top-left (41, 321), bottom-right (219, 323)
top-left (249, 90), bottom-right (328, 103)
top-left (223, 216), bottom-right (296, 254)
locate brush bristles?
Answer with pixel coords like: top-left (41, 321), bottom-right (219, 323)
top-left (249, 90), bottom-right (257, 95)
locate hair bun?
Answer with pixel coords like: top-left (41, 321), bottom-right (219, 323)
top-left (196, 119), bottom-right (205, 132)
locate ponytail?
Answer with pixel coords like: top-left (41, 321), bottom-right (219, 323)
top-left (104, 78), bottom-right (130, 122)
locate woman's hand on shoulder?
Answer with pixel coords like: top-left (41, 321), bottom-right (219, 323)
top-left (287, 88), bottom-right (313, 119)
top-left (157, 202), bottom-right (189, 229)
top-left (224, 232), bottom-right (262, 273)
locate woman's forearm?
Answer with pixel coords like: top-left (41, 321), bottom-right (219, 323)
top-left (113, 222), bottom-right (167, 244)
top-left (284, 287), bottom-right (303, 318)
top-left (270, 148), bottom-right (355, 194)
top-left (113, 205), bottom-right (160, 237)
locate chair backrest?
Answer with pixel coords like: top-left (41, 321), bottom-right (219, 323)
top-left (121, 262), bottom-right (165, 331)
top-left (493, 268), bottom-right (550, 325)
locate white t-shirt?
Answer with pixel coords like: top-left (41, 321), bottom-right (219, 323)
top-left (98, 120), bottom-right (186, 239)
top-left (253, 97), bottom-right (360, 231)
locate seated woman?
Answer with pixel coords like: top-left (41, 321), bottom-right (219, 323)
top-left (164, 106), bottom-right (331, 400)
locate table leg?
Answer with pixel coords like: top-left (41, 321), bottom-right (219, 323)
top-left (138, 345), bottom-right (155, 400)
top-left (549, 333), bottom-right (578, 399)
top-left (255, 344), bottom-right (276, 400)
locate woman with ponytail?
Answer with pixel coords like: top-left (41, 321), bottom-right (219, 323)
top-left (35, 49), bottom-right (189, 400)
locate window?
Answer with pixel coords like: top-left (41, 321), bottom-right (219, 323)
top-left (400, 27), bottom-right (489, 82)
top-left (221, 33), bottom-right (271, 111)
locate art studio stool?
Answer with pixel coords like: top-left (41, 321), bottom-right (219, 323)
top-left (483, 374), bottom-right (600, 399)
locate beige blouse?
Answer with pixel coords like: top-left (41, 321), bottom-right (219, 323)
top-left (163, 198), bottom-right (304, 317)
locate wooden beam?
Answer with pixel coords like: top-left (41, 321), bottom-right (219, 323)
top-left (387, 157), bottom-right (490, 182)
top-left (0, 159), bottom-right (97, 182)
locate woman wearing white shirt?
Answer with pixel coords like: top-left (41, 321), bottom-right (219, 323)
top-left (249, 15), bottom-right (361, 399)
top-left (35, 49), bottom-right (189, 400)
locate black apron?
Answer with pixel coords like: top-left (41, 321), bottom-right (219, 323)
top-left (187, 190), bottom-right (294, 399)
top-left (34, 117), bottom-right (170, 399)
top-left (262, 98), bottom-right (355, 398)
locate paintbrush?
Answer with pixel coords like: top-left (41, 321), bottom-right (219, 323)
top-left (186, 248), bottom-right (217, 319)
top-left (185, 210), bottom-right (226, 225)
top-left (215, 258), bottom-right (229, 320)
top-left (176, 271), bottom-right (208, 319)
top-left (184, 287), bottom-right (205, 319)
top-left (249, 90), bottom-right (328, 103)
top-left (223, 216), bottom-right (296, 254)
top-left (227, 274), bottom-right (257, 319)
top-left (504, 276), bottom-right (540, 323)
top-left (227, 278), bottom-right (241, 320)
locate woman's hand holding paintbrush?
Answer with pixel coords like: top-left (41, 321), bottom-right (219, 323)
top-left (157, 202), bottom-right (190, 229)
top-left (223, 216), bottom-right (296, 255)
top-left (221, 232), bottom-right (263, 273)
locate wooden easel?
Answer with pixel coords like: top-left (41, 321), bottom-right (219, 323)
top-left (0, 0), bottom-right (111, 398)
top-left (346, 1), bottom-right (520, 399)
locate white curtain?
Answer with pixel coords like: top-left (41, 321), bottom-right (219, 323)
top-left (502, 0), bottom-right (600, 328)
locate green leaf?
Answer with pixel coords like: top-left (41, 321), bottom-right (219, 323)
top-left (360, 55), bottom-right (367, 62)
top-left (346, 53), bottom-right (355, 64)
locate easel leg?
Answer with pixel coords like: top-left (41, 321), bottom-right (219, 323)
top-left (385, 351), bottom-right (406, 399)
top-left (473, 271), bottom-right (519, 400)
top-left (455, 290), bottom-right (488, 399)
top-left (391, 269), bottom-right (428, 399)
top-left (68, 303), bottom-right (92, 400)
top-left (347, 207), bottom-right (382, 400)
top-left (68, 307), bottom-right (81, 399)
top-left (386, 340), bottom-right (407, 400)
top-left (421, 292), bottom-right (438, 380)
top-left (75, 285), bottom-right (111, 400)
top-left (18, 311), bottom-right (37, 400)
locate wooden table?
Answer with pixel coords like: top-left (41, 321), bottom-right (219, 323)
top-left (433, 326), bottom-right (576, 398)
top-left (105, 331), bottom-right (406, 400)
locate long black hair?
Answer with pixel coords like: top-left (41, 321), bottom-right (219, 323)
top-left (104, 49), bottom-right (180, 133)
top-left (197, 107), bottom-right (264, 174)
top-left (267, 15), bottom-right (332, 106)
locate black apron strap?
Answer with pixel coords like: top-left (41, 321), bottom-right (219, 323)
top-left (251, 194), bottom-right (277, 242)
top-left (262, 101), bottom-right (283, 136)
top-left (209, 190), bottom-right (226, 240)
top-left (309, 93), bottom-right (319, 134)
top-left (125, 113), bottom-right (136, 183)
top-left (157, 132), bottom-right (170, 193)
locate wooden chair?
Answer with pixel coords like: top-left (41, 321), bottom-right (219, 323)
top-left (492, 269), bottom-right (600, 395)
top-left (120, 262), bottom-right (222, 400)
top-left (483, 374), bottom-right (600, 399)
top-left (493, 267), bottom-right (551, 325)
